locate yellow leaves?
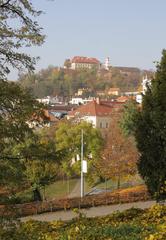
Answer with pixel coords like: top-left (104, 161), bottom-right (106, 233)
top-left (50, 220), bottom-right (64, 230)
top-left (145, 231), bottom-right (166, 240)
top-left (75, 226), bottom-right (79, 232)
top-left (1, 204), bottom-right (166, 239)
top-left (146, 234), bottom-right (155, 240)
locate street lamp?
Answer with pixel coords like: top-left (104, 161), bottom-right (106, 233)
top-left (81, 129), bottom-right (84, 198)
top-left (80, 129), bottom-right (87, 198)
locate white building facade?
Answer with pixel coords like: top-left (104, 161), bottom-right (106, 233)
top-left (67, 100), bottom-right (113, 129)
top-left (71, 56), bottom-right (100, 70)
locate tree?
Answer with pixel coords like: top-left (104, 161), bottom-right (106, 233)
top-left (0, 0), bottom-right (47, 172)
top-left (0, 81), bottom-right (44, 153)
top-left (134, 50), bottom-right (166, 200)
top-left (0, 0), bottom-right (45, 80)
top-left (11, 131), bottom-right (60, 201)
top-left (119, 100), bottom-right (139, 137)
top-left (99, 113), bottom-right (138, 189)
top-left (64, 59), bottom-right (71, 69)
top-left (55, 120), bottom-right (104, 184)
top-left (0, 0), bottom-right (47, 151)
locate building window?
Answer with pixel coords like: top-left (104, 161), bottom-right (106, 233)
top-left (100, 122), bottom-right (102, 128)
top-left (106, 122), bottom-right (108, 128)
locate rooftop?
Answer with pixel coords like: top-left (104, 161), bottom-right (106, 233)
top-left (68, 100), bottom-right (113, 117)
top-left (71, 56), bottom-right (100, 64)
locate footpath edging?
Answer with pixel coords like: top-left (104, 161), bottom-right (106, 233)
top-left (21, 200), bottom-right (156, 222)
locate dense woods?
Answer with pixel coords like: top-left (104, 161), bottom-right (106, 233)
top-left (18, 66), bottom-right (150, 98)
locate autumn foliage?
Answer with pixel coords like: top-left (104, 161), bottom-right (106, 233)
top-left (98, 113), bottom-right (138, 188)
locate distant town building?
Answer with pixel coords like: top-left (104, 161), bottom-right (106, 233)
top-left (71, 56), bottom-right (100, 70)
top-left (37, 96), bottom-right (50, 105)
top-left (63, 56), bottom-right (111, 71)
top-left (96, 90), bottom-right (106, 96)
top-left (69, 97), bottom-right (84, 105)
top-left (36, 96), bottom-right (64, 105)
top-left (123, 91), bottom-right (139, 96)
top-left (77, 89), bottom-right (85, 96)
top-left (68, 98), bottom-right (114, 129)
top-left (76, 88), bottom-right (91, 96)
top-left (48, 104), bottom-right (77, 119)
top-left (107, 88), bottom-right (120, 96)
top-left (116, 96), bottom-right (134, 103)
top-left (69, 97), bottom-right (94, 105)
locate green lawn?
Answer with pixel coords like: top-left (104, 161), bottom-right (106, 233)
top-left (8, 175), bottom-right (143, 204)
top-left (15, 178), bottom-right (79, 203)
top-left (42, 178), bottom-right (78, 200)
top-left (95, 174), bottom-right (144, 191)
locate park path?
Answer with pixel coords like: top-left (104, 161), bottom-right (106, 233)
top-left (21, 200), bottom-right (156, 222)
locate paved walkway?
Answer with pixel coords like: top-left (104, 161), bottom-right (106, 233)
top-left (21, 200), bottom-right (156, 222)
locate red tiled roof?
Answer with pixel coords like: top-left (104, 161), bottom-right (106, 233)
top-left (116, 96), bottom-right (134, 103)
top-left (71, 56), bottom-right (100, 64)
top-left (101, 101), bottom-right (124, 108)
top-left (68, 100), bottom-right (113, 117)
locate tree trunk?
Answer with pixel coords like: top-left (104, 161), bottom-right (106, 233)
top-left (33, 187), bottom-right (42, 201)
top-left (67, 176), bottom-right (70, 195)
top-left (117, 176), bottom-right (120, 189)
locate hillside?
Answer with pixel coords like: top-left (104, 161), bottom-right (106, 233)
top-left (18, 66), bottom-right (153, 98)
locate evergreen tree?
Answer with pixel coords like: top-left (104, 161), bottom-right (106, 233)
top-left (120, 100), bottom-right (139, 137)
top-left (135, 50), bottom-right (166, 200)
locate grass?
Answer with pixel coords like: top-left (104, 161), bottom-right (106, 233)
top-left (36, 174), bottom-right (143, 200)
top-left (95, 175), bottom-right (144, 191)
top-left (42, 178), bottom-right (78, 200)
top-left (1, 175), bottom-right (144, 204)
top-left (13, 178), bottom-right (79, 203)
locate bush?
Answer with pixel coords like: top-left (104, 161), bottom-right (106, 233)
top-left (0, 205), bottom-right (166, 239)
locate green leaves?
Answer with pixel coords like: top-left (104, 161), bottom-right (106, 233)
top-left (120, 100), bottom-right (139, 137)
top-left (1, 205), bottom-right (165, 239)
top-left (55, 120), bottom-right (103, 181)
top-left (134, 50), bottom-right (166, 200)
top-left (0, 0), bottom-right (45, 79)
top-left (0, 80), bottom-right (44, 152)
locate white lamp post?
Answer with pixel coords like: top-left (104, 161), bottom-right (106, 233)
top-left (81, 129), bottom-right (84, 198)
top-left (80, 129), bottom-right (87, 198)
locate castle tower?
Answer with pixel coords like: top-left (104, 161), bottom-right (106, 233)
top-left (105, 57), bottom-right (110, 70)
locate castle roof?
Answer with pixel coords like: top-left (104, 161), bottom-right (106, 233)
top-left (71, 56), bottom-right (100, 64)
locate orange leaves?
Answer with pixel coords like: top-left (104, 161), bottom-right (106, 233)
top-left (99, 112), bottom-right (138, 182)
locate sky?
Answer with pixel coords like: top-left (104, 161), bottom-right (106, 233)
top-left (10, 0), bottom-right (166, 80)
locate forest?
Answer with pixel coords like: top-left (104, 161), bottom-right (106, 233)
top-left (18, 66), bottom-right (151, 98)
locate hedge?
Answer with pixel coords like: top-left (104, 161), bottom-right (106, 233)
top-left (0, 185), bottom-right (151, 217)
